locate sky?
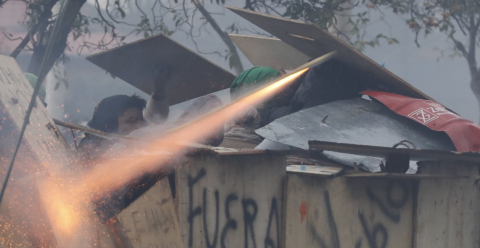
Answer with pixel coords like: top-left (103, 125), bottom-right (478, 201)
top-left (0, 0), bottom-right (478, 127)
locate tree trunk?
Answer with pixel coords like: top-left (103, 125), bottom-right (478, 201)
top-left (470, 70), bottom-right (480, 123)
top-left (27, 0), bottom-right (87, 76)
top-left (191, 0), bottom-right (244, 75)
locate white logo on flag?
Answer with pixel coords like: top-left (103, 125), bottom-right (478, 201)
top-left (408, 108), bottom-right (438, 124)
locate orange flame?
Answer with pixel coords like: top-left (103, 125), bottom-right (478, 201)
top-left (41, 68), bottom-right (308, 244)
top-left (80, 68), bottom-right (309, 196)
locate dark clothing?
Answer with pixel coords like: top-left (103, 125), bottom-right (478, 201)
top-left (77, 134), bottom-right (115, 163)
top-left (291, 60), bottom-right (366, 110)
top-left (93, 168), bottom-right (171, 223)
top-left (261, 60), bottom-right (366, 125)
top-left (78, 94), bottom-right (164, 221)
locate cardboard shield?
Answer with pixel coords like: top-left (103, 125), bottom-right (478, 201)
top-left (229, 34), bottom-right (311, 70)
top-left (227, 6), bottom-right (432, 100)
top-left (87, 34), bottom-right (236, 105)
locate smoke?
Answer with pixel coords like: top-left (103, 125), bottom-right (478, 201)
top-left (33, 68), bottom-right (308, 246)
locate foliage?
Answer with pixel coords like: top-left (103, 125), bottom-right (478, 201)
top-left (241, 0), bottom-right (399, 51)
top-left (373, 0), bottom-right (480, 55)
top-left (2, 0), bottom-right (403, 76)
top-left (370, 0), bottom-right (480, 118)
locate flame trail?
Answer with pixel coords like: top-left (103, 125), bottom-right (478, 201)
top-left (37, 68), bottom-right (308, 245)
top-left (81, 68), bottom-right (309, 196)
top-left (40, 52), bottom-right (336, 244)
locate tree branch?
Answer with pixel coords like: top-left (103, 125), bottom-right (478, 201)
top-left (10, 0), bottom-right (58, 58)
top-left (191, 0), bottom-right (243, 74)
top-left (451, 14), bottom-right (467, 36)
top-left (467, 16), bottom-right (477, 74)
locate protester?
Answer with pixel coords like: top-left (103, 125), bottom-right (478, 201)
top-left (221, 66), bottom-right (300, 148)
top-left (81, 64), bottom-right (172, 222)
top-left (289, 60), bottom-right (366, 111)
top-left (77, 94), bottom-right (147, 159)
top-left (174, 94), bottom-right (224, 146)
top-left (221, 61), bottom-right (367, 149)
top-left (78, 63), bottom-right (170, 160)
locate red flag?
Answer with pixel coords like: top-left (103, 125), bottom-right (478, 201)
top-left (362, 90), bottom-right (480, 153)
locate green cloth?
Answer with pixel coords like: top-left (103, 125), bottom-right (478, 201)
top-left (230, 67), bottom-right (281, 100)
top-left (24, 73), bottom-right (46, 101)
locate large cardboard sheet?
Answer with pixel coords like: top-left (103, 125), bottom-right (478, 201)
top-left (0, 55), bottom-right (73, 171)
top-left (285, 174), bottom-right (414, 248)
top-left (116, 179), bottom-right (184, 248)
top-left (176, 154), bottom-right (285, 248)
top-left (229, 34), bottom-right (311, 70)
top-left (87, 35), bottom-right (236, 105)
top-left (227, 7), bottom-right (432, 100)
top-left (0, 55), bottom-right (74, 247)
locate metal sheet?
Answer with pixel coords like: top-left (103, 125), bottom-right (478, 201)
top-left (255, 98), bottom-right (455, 171)
top-left (227, 6), bottom-right (433, 100)
top-left (87, 34), bottom-right (236, 105)
top-left (229, 34), bottom-right (311, 70)
top-left (309, 140), bottom-right (480, 163)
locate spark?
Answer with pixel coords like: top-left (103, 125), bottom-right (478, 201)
top-left (35, 51), bottom-right (336, 244)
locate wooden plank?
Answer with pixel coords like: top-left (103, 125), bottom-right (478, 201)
top-left (414, 161), bottom-right (480, 248)
top-left (0, 55), bottom-right (73, 172)
top-left (308, 140), bottom-right (480, 163)
top-left (285, 174), bottom-right (414, 248)
top-left (0, 55), bottom-right (75, 247)
top-left (286, 164), bottom-right (343, 176)
top-left (343, 172), bottom-right (470, 179)
top-left (116, 178), bottom-right (184, 248)
top-left (229, 34), bottom-right (311, 70)
top-left (86, 34), bottom-right (236, 105)
top-left (176, 154), bottom-right (286, 248)
top-left (226, 6), bottom-right (432, 100)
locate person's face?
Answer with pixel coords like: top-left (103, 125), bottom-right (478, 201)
top-left (118, 107), bottom-right (144, 135)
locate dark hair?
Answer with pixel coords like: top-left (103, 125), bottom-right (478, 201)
top-left (88, 94), bottom-right (146, 133)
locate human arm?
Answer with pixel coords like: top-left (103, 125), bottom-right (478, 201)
top-left (144, 62), bottom-right (170, 124)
